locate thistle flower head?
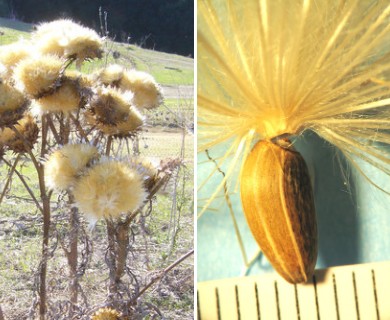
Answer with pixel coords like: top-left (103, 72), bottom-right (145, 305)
top-left (199, 0), bottom-right (390, 210)
top-left (120, 70), bottom-right (163, 110)
top-left (66, 69), bottom-right (94, 88)
top-left (33, 19), bottom-right (103, 64)
top-left (14, 54), bottom-right (63, 97)
top-left (128, 157), bottom-right (159, 191)
top-left (0, 82), bottom-right (28, 128)
top-left (91, 307), bottom-right (121, 320)
top-left (97, 106), bottom-right (144, 137)
top-left (86, 87), bottom-right (144, 137)
top-left (73, 160), bottom-right (146, 220)
top-left (34, 77), bottom-right (81, 114)
top-left (0, 40), bottom-right (33, 79)
top-left (0, 114), bottom-right (38, 153)
top-left (88, 87), bottom-right (132, 125)
top-left (95, 64), bottom-right (124, 86)
top-left (45, 144), bottom-right (99, 190)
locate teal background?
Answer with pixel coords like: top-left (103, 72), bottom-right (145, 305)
top-left (197, 132), bottom-right (390, 282)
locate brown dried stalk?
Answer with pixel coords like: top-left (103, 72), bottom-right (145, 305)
top-left (0, 154), bottom-right (20, 205)
top-left (130, 249), bottom-right (194, 304)
top-left (1, 157), bottom-right (43, 213)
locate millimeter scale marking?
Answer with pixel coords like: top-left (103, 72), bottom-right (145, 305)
top-left (197, 261), bottom-right (390, 320)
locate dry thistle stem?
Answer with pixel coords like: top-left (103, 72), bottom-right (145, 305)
top-left (199, 0), bottom-right (390, 282)
top-left (241, 140), bottom-right (317, 283)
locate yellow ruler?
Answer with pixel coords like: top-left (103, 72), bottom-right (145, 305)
top-left (197, 261), bottom-right (390, 320)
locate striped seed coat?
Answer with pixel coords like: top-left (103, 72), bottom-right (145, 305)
top-left (240, 139), bottom-right (317, 283)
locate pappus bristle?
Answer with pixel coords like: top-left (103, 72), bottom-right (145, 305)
top-left (198, 0), bottom-right (390, 212)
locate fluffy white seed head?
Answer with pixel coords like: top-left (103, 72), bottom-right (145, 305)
top-left (14, 54), bottom-right (63, 97)
top-left (45, 144), bottom-right (99, 190)
top-left (73, 161), bottom-right (147, 220)
top-left (33, 19), bottom-right (103, 64)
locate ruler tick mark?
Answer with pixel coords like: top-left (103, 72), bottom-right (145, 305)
top-left (313, 275), bottom-right (320, 320)
top-left (255, 283), bottom-right (261, 320)
top-left (372, 269), bottom-right (380, 320)
top-left (352, 272), bottom-right (360, 320)
top-left (332, 274), bottom-right (340, 320)
top-left (197, 290), bottom-right (202, 320)
top-left (215, 287), bottom-right (221, 320)
top-left (274, 281), bottom-right (281, 320)
top-left (235, 285), bottom-right (241, 320)
top-left (294, 284), bottom-right (300, 320)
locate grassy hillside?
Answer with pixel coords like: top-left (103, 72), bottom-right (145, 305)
top-left (0, 17), bottom-right (194, 86)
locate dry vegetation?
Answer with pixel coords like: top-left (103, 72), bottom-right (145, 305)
top-left (0, 18), bottom-right (194, 320)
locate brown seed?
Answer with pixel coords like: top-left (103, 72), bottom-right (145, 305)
top-left (240, 139), bottom-right (317, 283)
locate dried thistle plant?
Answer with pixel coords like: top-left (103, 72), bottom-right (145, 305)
top-left (44, 143), bottom-right (99, 191)
top-left (0, 114), bottom-right (38, 153)
top-left (95, 64), bottom-right (163, 110)
top-left (73, 160), bottom-right (147, 221)
top-left (0, 81), bottom-right (28, 128)
top-left (13, 54), bottom-right (64, 98)
top-left (198, 0), bottom-right (390, 282)
top-left (32, 19), bottom-right (103, 65)
top-left (0, 40), bottom-right (33, 79)
top-left (0, 16), bottom-right (185, 319)
top-left (85, 87), bottom-right (145, 137)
